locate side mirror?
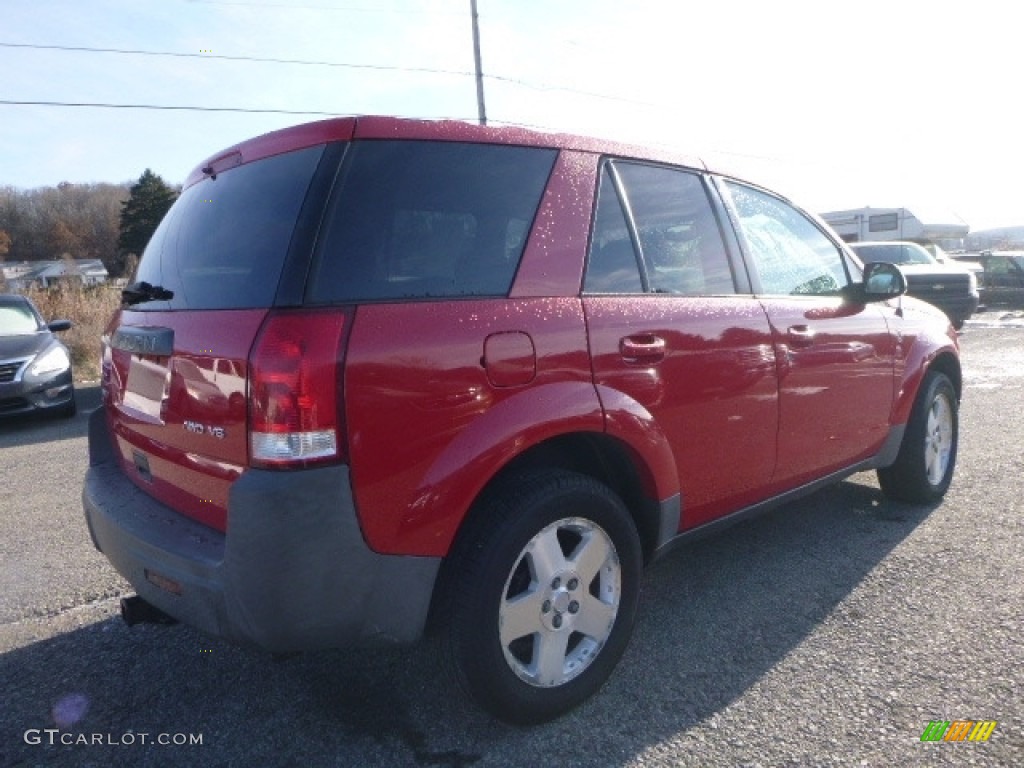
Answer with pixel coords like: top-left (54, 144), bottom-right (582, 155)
top-left (47, 319), bottom-right (73, 333)
top-left (862, 262), bottom-right (907, 300)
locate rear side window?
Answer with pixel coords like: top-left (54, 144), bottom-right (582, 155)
top-left (307, 141), bottom-right (556, 303)
top-left (133, 145), bottom-right (326, 310)
top-left (584, 161), bottom-right (735, 295)
top-left (616, 163), bottom-right (736, 295)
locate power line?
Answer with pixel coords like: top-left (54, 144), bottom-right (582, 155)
top-left (0, 42), bottom-right (473, 78)
top-left (0, 97), bottom-right (799, 170)
top-left (185, 0), bottom-right (464, 13)
top-left (0, 40), bottom-right (662, 108)
top-left (0, 97), bottom-right (538, 133)
top-left (0, 99), bottom-right (350, 115)
top-left (0, 99), bottom-right (489, 125)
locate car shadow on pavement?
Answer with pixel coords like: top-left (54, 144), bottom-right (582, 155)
top-left (0, 384), bottom-right (101, 449)
top-left (0, 478), bottom-right (938, 768)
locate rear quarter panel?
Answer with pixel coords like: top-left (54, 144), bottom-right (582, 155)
top-left (344, 298), bottom-right (601, 556)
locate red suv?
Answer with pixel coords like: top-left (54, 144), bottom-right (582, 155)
top-left (83, 117), bottom-right (961, 723)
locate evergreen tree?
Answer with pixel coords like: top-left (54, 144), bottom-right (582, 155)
top-left (117, 169), bottom-right (177, 261)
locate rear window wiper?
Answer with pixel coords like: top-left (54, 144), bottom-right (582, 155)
top-left (122, 281), bottom-right (174, 306)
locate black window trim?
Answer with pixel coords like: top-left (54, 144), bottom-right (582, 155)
top-left (276, 140), bottom-right (349, 307)
top-left (606, 161), bottom-right (651, 293)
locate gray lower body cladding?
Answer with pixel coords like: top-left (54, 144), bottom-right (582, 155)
top-left (82, 407), bottom-right (440, 652)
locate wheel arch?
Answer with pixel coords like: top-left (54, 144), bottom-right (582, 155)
top-left (927, 350), bottom-right (962, 401)
top-left (425, 432), bottom-right (669, 638)
top-left (894, 346), bottom-right (962, 425)
top-left (495, 432), bottom-right (672, 562)
top-left (419, 386), bottom-right (681, 634)
top-left (386, 380), bottom-right (681, 558)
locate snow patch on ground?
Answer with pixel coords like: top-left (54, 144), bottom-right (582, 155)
top-left (965, 309), bottom-right (1024, 328)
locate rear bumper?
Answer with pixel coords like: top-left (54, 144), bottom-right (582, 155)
top-left (82, 407), bottom-right (440, 652)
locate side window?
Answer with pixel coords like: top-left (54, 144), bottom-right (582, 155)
top-left (616, 163), bottom-right (735, 295)
top-left (584, 162), bottom-right (735, 295)
top-left (584, 167), bottom-right (643, 293)
top-left (307, 142), bottom-right (555, 302)
top-left (725, 181), bottom-right (850, 296)
top-left (985, 258), bottom-right (1008, 275)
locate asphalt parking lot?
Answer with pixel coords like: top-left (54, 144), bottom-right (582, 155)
top-left (1, 326), bottom-right (1021, 767)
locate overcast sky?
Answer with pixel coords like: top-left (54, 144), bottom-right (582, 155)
top-left (1, 0), bottom-right (1019, 230)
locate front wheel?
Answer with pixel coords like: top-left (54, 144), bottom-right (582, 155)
top-left (443, 471), bottom-right (642, 724)
top-left (877, 370), bottom-right (958, 502)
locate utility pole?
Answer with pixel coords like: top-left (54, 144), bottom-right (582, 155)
top-left (470, 0), bottom-right (487, 125)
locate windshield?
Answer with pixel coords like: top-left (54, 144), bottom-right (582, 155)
top-left (0, 303), bottom-right (42, 336)
top-left (852, 242), bottom-right (934, 265)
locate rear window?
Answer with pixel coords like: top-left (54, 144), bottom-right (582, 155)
top-left (132, 144), bottom-right (326, 310)
top-left (306, 141), bottom-right (556, 303)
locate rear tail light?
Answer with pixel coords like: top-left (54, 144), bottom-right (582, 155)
top-left (248, 309), bottom-right (350, 468)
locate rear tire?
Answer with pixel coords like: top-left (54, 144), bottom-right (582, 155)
top-left (443, 470), bottom-right (642, 724)
top-left (877, 371), bottom-right (957, 502)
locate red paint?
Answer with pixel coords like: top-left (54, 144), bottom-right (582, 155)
top-left (107, 116), bottom-right (962, 558)
top-left (483, 332), bottom-right (536, 388)
top-left (344, 298), bottom-right (599, 555)
top-left (759, 297), bottom-right (896, 488)
top-left (586, 296), bottom-right (780, 528)
top-left (184, 118), bottom-right (357, 188)
top-left (105, 309), bottom-right (267, 530)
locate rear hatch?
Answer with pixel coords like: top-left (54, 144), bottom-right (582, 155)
top-left (103, 142), bottom-right (332, 532)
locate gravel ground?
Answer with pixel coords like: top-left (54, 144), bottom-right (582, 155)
top-left (0, 328), bottom-right (1020, 767)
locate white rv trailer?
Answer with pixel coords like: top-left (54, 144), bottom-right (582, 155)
top-left (821, 206), bottom-right (969, 245)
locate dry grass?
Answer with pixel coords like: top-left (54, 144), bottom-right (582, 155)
top-left (22, 282), bottom-right (121, 382)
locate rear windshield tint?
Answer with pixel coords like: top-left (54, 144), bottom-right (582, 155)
top-left (306, 141), bottom-right (556, 303)
top-left (132, 144), bottom-right (326, 310)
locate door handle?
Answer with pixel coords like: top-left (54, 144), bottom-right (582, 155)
top-left (786, 325), bottom-right (815, 348)
top-left (619, 334), bottom-right (666, 364)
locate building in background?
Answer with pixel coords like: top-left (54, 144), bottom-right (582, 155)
top-left (965, 226), bottom-right (1024, 251)
top-left (1, 259), bottom-right (110, 290)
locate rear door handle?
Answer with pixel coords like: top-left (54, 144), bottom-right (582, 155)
top-left (619, 334), bottom-right (666, 364)
top-left (786, 325), bottom-right (815, 348)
